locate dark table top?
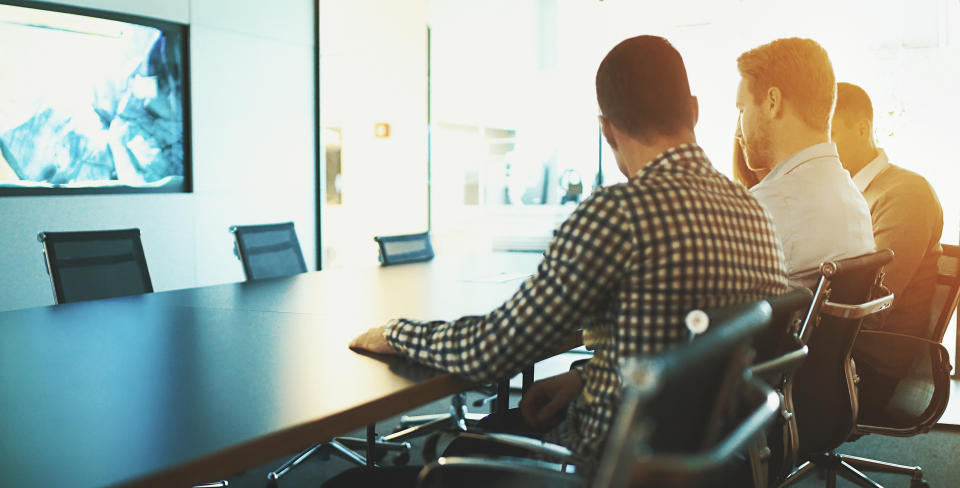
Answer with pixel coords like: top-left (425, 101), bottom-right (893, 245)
top-left (0, 253), bottom-right (541, 487)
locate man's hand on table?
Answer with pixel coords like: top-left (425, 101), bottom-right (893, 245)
top-left (519, 370), bottom-right (583, 430)
top-left (349, 325), bottom-right (399, 355)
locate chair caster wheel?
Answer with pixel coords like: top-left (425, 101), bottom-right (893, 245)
top-left (910, 479), bottom-right (929, 488)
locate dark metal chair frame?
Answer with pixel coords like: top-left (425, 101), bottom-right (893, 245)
top-left (374, 232), bottom-right (435, 266)
top-left (39, 229), bottom-right (227, 488)
top-left (229, 222), bottom-right (307, 280)
top-left (38, 228), bottom-right (153, 304)
top-left (822, 243), bottom-right (960, 488)
top-left (416, 299), bottom-right (782, 488)
top-left (777, 249), bottom-right (898, 488)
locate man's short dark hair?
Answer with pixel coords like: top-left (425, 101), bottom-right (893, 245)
top-left (835, 82), bottom-right (874, 125)
top-left (596, 35), bottom-right (693, 140)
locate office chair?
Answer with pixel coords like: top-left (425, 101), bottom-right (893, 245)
top-left (824, 243), bottom-right (959, 488)
top-left (746, 289), bottom-right (814, 487)
top-left (235, 224), bottom-right (413, 480)
top-left (40, 230), bottom-right (228, 488)
top-left (38, 229), bottom-right (153, 304)
top-left (374, 232), bottom-right (435, 266)
top-left (230, 222), bottom-right (307, 280)
top-left (375, 232), bottom-right (554, 445)
top-left (935, 244), bottom-right (960, 379)
top-left (777, 249), bottom-right (895, 487)
top-left (416, 299), bottom-right (780, 488)
top-left (370, 232), bottom-right (487, 438)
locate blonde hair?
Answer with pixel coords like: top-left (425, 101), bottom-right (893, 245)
top-left (732, 135), bottom-right (761, 189)
top-left (737, 38), bottom-right (836, 132)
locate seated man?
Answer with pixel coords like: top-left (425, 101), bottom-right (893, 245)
top-left (832, 82), bottom-right (943, 335)
top-left (346, 35), bottom-right (788, 485)
top-left (735, 38), bottom-right (876, 285)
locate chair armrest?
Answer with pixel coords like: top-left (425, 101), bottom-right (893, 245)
top-left (821, 293), bottom-right (894, 319)
top-left (748, 345), bottom-right (808, 384)
top-left (416, 456), bottom-right (582, 488)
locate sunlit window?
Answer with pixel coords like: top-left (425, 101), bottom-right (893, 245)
top-left (428, 0), bottom-right (960, 249)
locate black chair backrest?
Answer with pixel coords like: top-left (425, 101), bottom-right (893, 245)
top-left (595, 299), bottom-right (777, 488)
top-left (928, 243), bottom-right (960, 341)
top-left (373, 232), bottom-right (434, 266)
top-left (38, 229), bottom-right (153, 304)
top-left (752, 288), bottom-right (814, 366)
top-left (230, 222), bottom-right (307, 281)
top-left (791, 249), bottom-right (894, 457)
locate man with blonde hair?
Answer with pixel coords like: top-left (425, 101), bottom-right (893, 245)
top-left (736, 38), bottom-right (875, 284)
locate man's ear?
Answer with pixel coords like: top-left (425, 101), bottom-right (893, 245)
top-left (857, 118), bottom-right (872, 139)
top-left (766, 86), bottom-right (783, 119)
top-left (599, 115), bottom-right (619, 151)
top-left (689, 95), bottom-right (699, 127)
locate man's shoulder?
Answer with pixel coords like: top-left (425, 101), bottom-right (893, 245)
top-left (876, 163), bottom-right (933, 189)
top-left (870, 164), bottom-right (940, 203)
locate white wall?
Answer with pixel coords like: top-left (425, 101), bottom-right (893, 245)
top-left (319, 0), bottom-right (429, 268)
top-left (0, 0), bottom-right (316, 311)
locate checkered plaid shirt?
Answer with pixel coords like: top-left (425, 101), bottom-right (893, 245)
top-left (385, 143), bottom-right (788, 462)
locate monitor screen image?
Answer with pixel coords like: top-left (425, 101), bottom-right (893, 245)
top-left (0, 1), bottom-right (190, 195)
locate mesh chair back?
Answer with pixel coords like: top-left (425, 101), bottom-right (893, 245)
top-left (230, 222), bottom-right (307, 281)
top-left (752, 289), bottom-right (814, 366)
top-left (595, 299), bottom-right (776, 488)
top-left (373, 232), bottom-right (434, 266)
top-left (38, 229), bottom-right (153, 304)
top-left (791, 249), bottom-right (894, 457)
top-left (927, 244), bottom-right (960, 341)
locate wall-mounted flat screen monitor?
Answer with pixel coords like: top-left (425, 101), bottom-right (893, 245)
top-left (0, 1), bottom-right (190, 195)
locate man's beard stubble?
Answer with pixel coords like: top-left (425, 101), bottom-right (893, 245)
top-left (743, 126), bottom-right (773, 172)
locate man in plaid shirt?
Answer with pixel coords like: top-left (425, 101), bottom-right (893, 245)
top-left (350, 35), bottom-right (788, 472)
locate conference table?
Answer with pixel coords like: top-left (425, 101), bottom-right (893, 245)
top-left (0, 252), bottom-right (542, 487)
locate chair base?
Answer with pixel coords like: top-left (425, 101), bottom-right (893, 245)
top-left (396, 392), bottom-right (484, 438)
top-left (267, 436), bottom-right (411, 480)
top-left (193, 481), bottom-right (229, 488)
top-left (778, 452), bottom-right (926, 488)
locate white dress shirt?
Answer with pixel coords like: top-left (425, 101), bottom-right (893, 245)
top-left (851, 148), bottom-right (891, 192)
top-left (750, 142), bottom-right (876, 284)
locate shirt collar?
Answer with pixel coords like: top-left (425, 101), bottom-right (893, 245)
top-left (763, 142), bottom-right (839, 182)
top-left (634, 143), bottom-right (708, 178)
top-left (851, 149), bottom-right (889, 192)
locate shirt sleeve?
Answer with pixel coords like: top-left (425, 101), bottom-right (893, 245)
top-left (384, 189), bottom-right (634, 383)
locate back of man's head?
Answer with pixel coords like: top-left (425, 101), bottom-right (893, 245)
top-left (737, 38), bottom-right (836, 133)
top-left (596, 35), bottom-right (693, 141)
top-left (835, 82), bottom-right (873, 126)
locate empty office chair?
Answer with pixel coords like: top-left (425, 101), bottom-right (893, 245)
top-left (230, 222), bottom-right (307, 280)
top-left (373, 232), bottom-right (435, 266)
top-left (39, 229), bottom-right (227, 488)
top-left (416, 299), bottom-right (780, 488)
top-left (372, 232), bottom-right (485, 435)
top-left (256, 225), bottom-right (410, 480)
top-left (778, 249), bottom-right (895, 487)
top-left (38, 228), bottom-right (153, 304)
top-left (824, 243), bottom-right (960, 488)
